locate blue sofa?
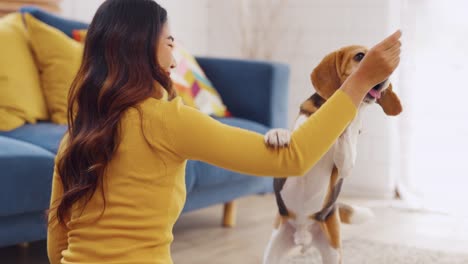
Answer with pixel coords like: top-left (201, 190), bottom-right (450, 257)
top-left (0, 7), bottom-right (290, 247)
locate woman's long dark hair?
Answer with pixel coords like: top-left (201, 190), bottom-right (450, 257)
top-left (49, 0), bottom-right (175, 226)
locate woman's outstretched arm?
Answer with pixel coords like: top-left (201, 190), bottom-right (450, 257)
top-left (161, 89), bottom-right (356, 177)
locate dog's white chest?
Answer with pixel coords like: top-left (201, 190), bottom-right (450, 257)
top-left (280, 151), bottom-right (334, 221)
top-left (332, 110), bottom-right (363, 178)
top-left (281, 111), bottom-right (363, 221)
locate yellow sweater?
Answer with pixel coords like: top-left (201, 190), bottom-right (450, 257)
top-left (47, 90), bottom-right (356, 264)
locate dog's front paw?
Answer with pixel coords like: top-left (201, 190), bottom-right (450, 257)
top-left (264, 129), bottom-right (291, 148)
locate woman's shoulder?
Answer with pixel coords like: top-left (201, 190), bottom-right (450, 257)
top-left (139, 96), bottom-right (185, 112)
top-left (123, 96), bottom-right (185, 120)
top-left (127, 96), bottom-right (183, 111)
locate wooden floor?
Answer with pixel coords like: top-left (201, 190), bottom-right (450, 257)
top-left (1, 194), bottom-right (468, 264)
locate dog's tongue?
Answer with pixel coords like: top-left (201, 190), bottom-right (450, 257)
top-left (368, 89), bottom-right (382, 99)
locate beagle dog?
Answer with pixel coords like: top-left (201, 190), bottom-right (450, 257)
top-left (262, 45), bottom-right (403, 264)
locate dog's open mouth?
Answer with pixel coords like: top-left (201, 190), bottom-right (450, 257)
top-left (366, 81), bottom-right (386, 100)
top-left (367, 88), bottom-right (382, 99)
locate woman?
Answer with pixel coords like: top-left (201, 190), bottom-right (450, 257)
top-left (47, 0), bottom-right (402, 263)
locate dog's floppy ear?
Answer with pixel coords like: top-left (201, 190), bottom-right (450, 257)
top-left (377, 83), bottom-right (403, 116)
top-left (311, 51), bottom-right (343, 99)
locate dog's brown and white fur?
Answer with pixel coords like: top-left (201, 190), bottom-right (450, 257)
top-left (262, 45), bottom-right (403, 264)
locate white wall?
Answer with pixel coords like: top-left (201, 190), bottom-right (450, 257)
top-left (60, 0), bottom-right (102, 22)
top-left (398, 0), bottom-right (468, 213)
top-left (60, 0), bottom-right (209, 54)
top-left (206, 0), bottom-right (402, 198)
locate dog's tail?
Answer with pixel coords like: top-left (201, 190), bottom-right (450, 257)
top-left (338, 203), bottom-right (374, 224)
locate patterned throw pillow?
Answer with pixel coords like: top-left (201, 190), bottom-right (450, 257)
top-left (171, 42), bottom-right (229, 117)
top-left (71, 30), bottom-right (229, 117)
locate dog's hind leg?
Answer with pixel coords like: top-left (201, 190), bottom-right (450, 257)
top-left (263, 221), bottom-right (295, 264)
top-left (315, 240), bottom-right (342, 264)
top-left (314, 213), bottom-right (343, 264)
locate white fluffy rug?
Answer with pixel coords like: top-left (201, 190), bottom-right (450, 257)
top-left (285, 238), bottom-right (468, 264)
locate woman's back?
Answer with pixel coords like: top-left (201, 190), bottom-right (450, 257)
top-left (53, 98), bottom-right (186, 264)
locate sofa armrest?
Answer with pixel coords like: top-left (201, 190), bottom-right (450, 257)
top-left (196, 57), bottom-right (290, 128)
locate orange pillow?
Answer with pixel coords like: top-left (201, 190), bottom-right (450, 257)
top-left (72, 29), bottom-right (87, 42)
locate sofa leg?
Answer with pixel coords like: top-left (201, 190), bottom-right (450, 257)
top-left (222, 201), bottom-right (236, 228)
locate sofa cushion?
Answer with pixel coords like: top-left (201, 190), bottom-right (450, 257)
top-left (0, 123), bottom-right (67, 154)
top-left (188, 117), bottom-right (270, 190)
top-left (0, 136), bottom-right (54, 217)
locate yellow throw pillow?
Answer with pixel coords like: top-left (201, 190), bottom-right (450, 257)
top-left (24, 14), bottom-right (83, 124)
top-left (0, 13), bottom-right (48, 131)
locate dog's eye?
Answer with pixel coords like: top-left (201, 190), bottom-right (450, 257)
top-left (354, 52), bottom-right (365, 62)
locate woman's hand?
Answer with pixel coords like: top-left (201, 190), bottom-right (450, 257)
top-left (341, 30), bottom-right (402, 107)
top-left (355, 30), bottom-right (402, 88)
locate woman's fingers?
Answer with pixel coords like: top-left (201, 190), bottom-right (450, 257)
top-left (378, 30), bottom-right (402, 50)
top-left (389, 57), bottom-right (401, 70)
top-left (387, 41), bottom-right (402, 54)
top-left (387, 44), bottom-right (401, 59)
